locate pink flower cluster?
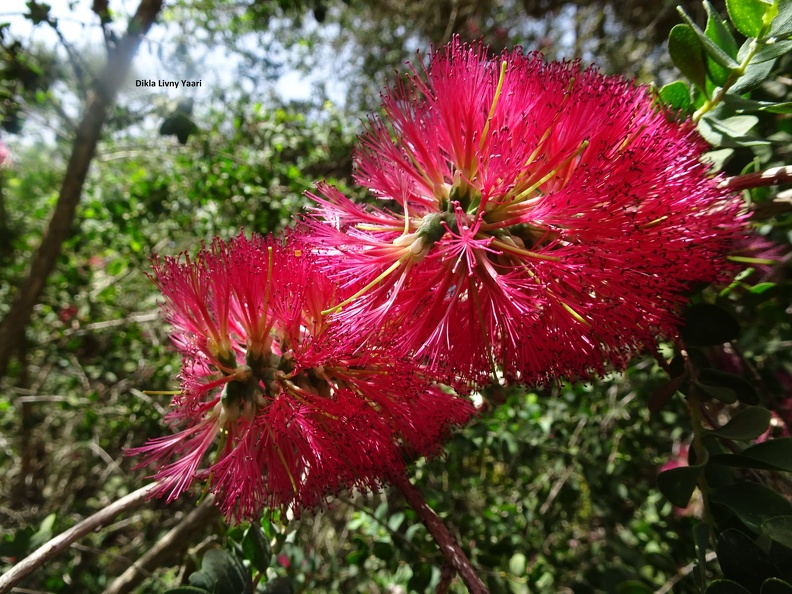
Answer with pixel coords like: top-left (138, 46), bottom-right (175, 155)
top-left (305, 39), bottom-right (747, 385)
top-left (130, 233), bottom-right (473, 520)
top-left (134, 39), bottom-right (748, 520)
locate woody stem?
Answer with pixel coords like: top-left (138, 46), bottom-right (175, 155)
top-left (390, 472), bottom-right (489, 594)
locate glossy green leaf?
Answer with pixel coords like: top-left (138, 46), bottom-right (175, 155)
top-left (741, 438), bottom-right (792, 472)
top-left (697, 380), bottom-right (739, 403)
top-left (659, 81), bottom-right (692, 111)
top-left (242, 522), bottom-right (272, 572)
top-left (750, 282), bottom-right (778, 294)
top-left (706, 579), bottom-right (752, 594)
top-left (762, 578), bottom-right (792, 594)
top-left (726, 0), bottom-right (770, 38)
top-left (710, 453), bottom-right (787, 471)
top-left (762, 516), bottom-right (792, 550)
top-left (657, 449), bottom-right (707, 508)
top-left (709, 406), bottom-right (771, 440)
top-left (717, 528), bottom-right (776, 591)
top-left (164, 588), bottom-right (211, 594)
top-left (681, 303), bottom-right (740, 346)
top-left (712, 482), bottom-right (792, 533)
top-left (698, 369), bottom-right (759, 405)
top-left (188, 548), bottom-right (252, 594)
top-left (669, 24), bottom-right (708, 90)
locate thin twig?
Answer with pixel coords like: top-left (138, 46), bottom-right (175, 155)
top-left (0, 484), bottom-right (157, 594)
top-left (102, 495), bottom-right (219, 594)
top-left (654, 551), bottom-right (717, 594)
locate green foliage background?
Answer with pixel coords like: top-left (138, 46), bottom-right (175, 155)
top-left (0, 1), bottom-right (790, 593)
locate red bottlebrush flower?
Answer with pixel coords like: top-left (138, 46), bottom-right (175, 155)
top-left (128, 231), bottom-right (474, 521)
top-left (304, 38), bottom-right (748, 385)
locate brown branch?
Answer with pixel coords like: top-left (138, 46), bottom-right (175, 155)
top-left (0, 484), bottom-right (157, 594)
top-left (0, 0), bottom-right (163, 380)
top-left (719, 165), bottom-right (792, 192)
top-left (102, 495), bottom-right (220, 594)
top-left (390, 472), bottom-right (489, 594)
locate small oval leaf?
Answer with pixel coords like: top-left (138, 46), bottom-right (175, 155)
top-left (709, 406), bottom-right (772, 440)
top-left (669, 24), bottom-right (708, 90)
top-left (726, 0), bottom-right (769, 38)
top-left (762, 578), bottom-right (792, 594)
top-left (762, 516), bottom-right (792, 550)
top-left (712, 482), bottom-right (792, 533)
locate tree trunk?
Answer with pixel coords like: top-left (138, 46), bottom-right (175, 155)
top-left (0, 0), bottom-right (164, 379)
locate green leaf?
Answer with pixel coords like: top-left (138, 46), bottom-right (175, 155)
top-left (261, 577), bottom-right (294, 594)
top-left (345, 549), bottom-right (367, 565)
top-left (762, 578), bottom-right (792, 594)
top-left (189, 549), bottom-right (253, 594)
top-left (708, 406), bottom-right (772, 440)
top-left (669, 24), bottom-right (708, 91)
top-left (242, 522), bottom-right (272, 572)
top-left (694, 522), bottom-right (711, 589)
top-left (698, 369), bottom-right (758, 405)
top-left (752, 39), bottom-right (792, 62)
top-left (648, 374), bottom-right (686, 413)
top-left (741, 438), bottom-right (792, 472)
top-left (373, 540), bottom-right (394, 561)
top-left (616, 581), bottom-right (653, 594)
top-left (705, 1), bottom-right (740, 57)
top-left (712, 482), bottom-right (792, 533)
top-left (387, 512), bottom-right (405, 532)
top-left (697, 380), bottom-right (739, 404)
top-left (164, 588), bottom-right (211, 594)
top-left (408, 563), bottom-right (433, 592)
top-left (509, 552), bottom-right (528, 576)
top-left (717, 528), bottom-right (776, 592)
top-left (29, 513), bottom-right (56, 550)
top-left (720, 94), bottom-right (792, 113)
top-left (726, 0), bottom-right (770, 38)
top-left (768, 0), bottom-right (792, 37)
top-left (750, 283), bottom-right (776, 295)
top-left (731, 56), bottom-right (776, 93)
top-left (710, 453), bottom-right (787, 471)
top-left (678, 7), bottom-right (742, 70)
top-left (681, 303), bottom-right (740, 346)
top-left (762, 516), bottom-right (792, 549)
top-left (704, 1), bottom-right (741, 85)
top-left (706, 579), bottom-right (752, 594)
top-left (659, 81), bottom-right (692, 112)
top-left (698, 114), bottom-right (769, 148)
top-left (657, 449), bottom-right (708, 508)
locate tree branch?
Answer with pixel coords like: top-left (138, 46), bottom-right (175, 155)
top-left (0, 484), bottom-right (157, 593)
top-left (719, 165), bottom-right (792, 192)
top-left (0, 0), bottom-right (163, 380)
top-left (390, 472), bottom-right (489, 594)
top-left (102, 495), bottom-right (219, 594)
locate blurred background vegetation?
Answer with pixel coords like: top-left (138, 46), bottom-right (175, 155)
top-left (0, 0), bottom-right (790, 592)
